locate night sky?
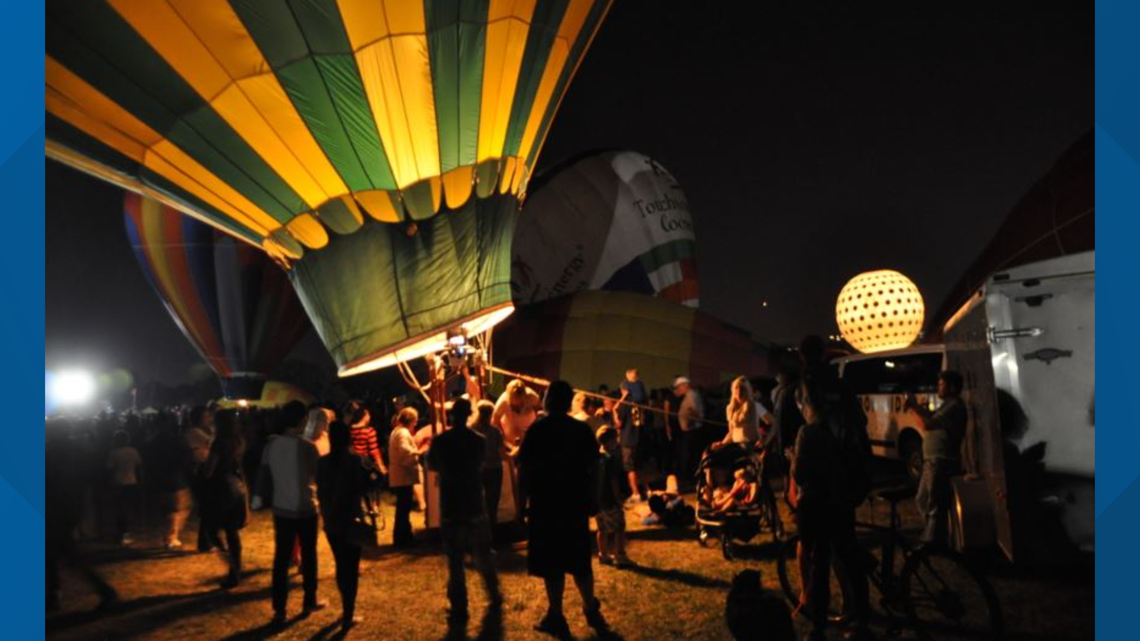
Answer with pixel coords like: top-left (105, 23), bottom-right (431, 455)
top-left (45, 1), bottom-right (1092, 387)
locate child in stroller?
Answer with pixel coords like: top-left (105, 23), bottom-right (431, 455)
top-left (696, 443), bottom-right (784, 559)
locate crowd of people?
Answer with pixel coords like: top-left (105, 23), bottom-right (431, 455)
top-left (46, 333), bottom-right (969, 641)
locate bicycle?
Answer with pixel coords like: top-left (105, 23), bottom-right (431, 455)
top-left (777, 485), bottom-right (1003, 640)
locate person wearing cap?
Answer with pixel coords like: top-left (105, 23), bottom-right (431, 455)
top-left (672, 376), bottom-right (705, 488)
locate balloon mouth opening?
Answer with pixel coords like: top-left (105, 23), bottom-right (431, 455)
top-left (221, 374), bottom-right (267, 401)
top-left (337, 303), bottom-right (515, 377)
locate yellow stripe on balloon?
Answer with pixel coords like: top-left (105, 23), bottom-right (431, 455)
top-left (339, 0), bottom-right (440, 192)
top-left (515, 0), bottom-right (593, 166)
top-left (478, 0), bottom-right (536, 164)
top-left (46, 61), bottom-right (278, 237)
top-left (285, 213), bottom-right (330, 250)
top-left (525, 0), bottom-right (613, 175)
top-left (107, 0), bottom-right (348, 209)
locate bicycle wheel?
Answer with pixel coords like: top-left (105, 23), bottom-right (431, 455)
top-left (775, 535), bottom-right (850, 624)
top-left (901, 547), bottom-right (1003, 641)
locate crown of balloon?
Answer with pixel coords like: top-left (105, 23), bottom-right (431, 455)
top-left (47, 0), bottom-right (613, 263)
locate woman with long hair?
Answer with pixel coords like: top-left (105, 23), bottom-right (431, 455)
top-left (201, 409), bottom-right (249, 588)
top-left (721, 376), bottom-right (761, 447)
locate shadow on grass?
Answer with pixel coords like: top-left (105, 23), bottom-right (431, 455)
top-left (303, 620), bottom-right (346, 641)
top-left (625, 527), bottom-right (698, 543)
top-left (617, 563), bottom-right (731, 590)
top-left (434, 604), bottom-right (504, 641)
top-left (48, 584), bottom-right (276, 640)
top-left (725, 539), bottom-right (785, 561)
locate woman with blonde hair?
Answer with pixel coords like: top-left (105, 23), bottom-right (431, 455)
top-left (303, 407), bottom-right (334, 457)
top-left (721, 376), bottom-right (761, 447)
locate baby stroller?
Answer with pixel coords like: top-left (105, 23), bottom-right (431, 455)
top-left (695, 443), bottom-right (784, 560)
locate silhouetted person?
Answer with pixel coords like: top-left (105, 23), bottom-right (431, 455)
top-left (318, 421), bottom-right (369, 632)
top-left (105, 429), bottom-right (141, 545)
top-left (470, 399), bottom-right (507, 531)
top-left (793, 344), bottom-right (873, 641)
top-left (428, 398), bottom-right (502, 625)
top-left (185, 406), bottom-right (217, 552)
top-left (201, 410), bottom-right (249, 588)
top-left (47, 421), bottom-right (117, 611)
top-left (256, 401), bottom-right (325, 625)
top-left (725, 569), bottom-right (796, 641)
top-left (517, 380), bottom-right (607, 635)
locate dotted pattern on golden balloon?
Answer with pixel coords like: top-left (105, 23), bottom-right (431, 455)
top-left (835, 270), bottom-right (925, 353)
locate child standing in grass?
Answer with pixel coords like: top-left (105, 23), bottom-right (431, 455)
top-left (595, 426), bottom-right (631, 567)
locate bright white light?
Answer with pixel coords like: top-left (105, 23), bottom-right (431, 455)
top-left (51, 370), bottom-right (96, 406)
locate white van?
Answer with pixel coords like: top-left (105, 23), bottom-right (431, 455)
top-left (833, 345), bottom-right (946, 481)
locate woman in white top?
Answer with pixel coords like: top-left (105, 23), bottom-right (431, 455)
top-left (721, 376), bottom-right (761, 447)
top-left (303, 407), bottom-right (333, 457)
top-left (388, 408), bottom-right (425, 546)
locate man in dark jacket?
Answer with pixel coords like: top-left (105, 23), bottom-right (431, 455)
top-left (427, 398), bottom-right (502, 624)
top-left (518, 381), bottom-right (608, 635)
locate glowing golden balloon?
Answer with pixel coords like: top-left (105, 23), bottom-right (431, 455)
top-left (835, 270), bottom-right (924, 353)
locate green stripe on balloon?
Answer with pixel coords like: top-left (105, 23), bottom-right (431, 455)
top-left (232, 0), bottom-right (399, 193)
top-left (288, 196), bottom-right (517, 369)
top-left (47, 0), bottom-right (309, 222)
top-left (523, 0), bottom-right (610, 173)
top-left (502, 0), bottom-right (569, 157)
top-left (427, 0), bottom-right (490, 174)
top-left (637, 239), bottom-right (697, 274)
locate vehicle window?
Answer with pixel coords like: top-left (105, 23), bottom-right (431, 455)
top-left (842, 352), bottom-right (943, 395)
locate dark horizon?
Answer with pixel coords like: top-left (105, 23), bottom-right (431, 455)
top-left (45, 1), bottom-right (1092, 387)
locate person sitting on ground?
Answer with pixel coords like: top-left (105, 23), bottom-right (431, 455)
top-left (595, 426), bottom-right (631, 567)
top-left (642, 491), bottom-right (695, 527)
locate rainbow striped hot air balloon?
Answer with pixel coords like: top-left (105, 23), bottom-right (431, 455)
top-left (512, 151), bottom-right (700, 307)
top-left (124, 193), bottom-right (310, 399)
top-left (47, 0), bottom-right (612, 375)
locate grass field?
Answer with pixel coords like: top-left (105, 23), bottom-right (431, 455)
top-left (46, 488), bottom-right (1092, 641)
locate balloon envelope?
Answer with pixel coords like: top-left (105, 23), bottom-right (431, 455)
top-left (124, 193), bottom-right (310, 399)
top-left (494, 291), bottom-right (769, 392)
top-left (512, 150), bottom-right (699, 307)
top-left (47, 0), bottom-right (613, 374)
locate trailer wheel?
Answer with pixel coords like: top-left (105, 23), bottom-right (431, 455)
top-left (900, 433), bottom-right (924, 484)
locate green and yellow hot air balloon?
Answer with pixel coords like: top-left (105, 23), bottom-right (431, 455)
top-left (46, 0), bottom-right (611, 375)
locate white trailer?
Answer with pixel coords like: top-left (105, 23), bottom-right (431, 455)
top-left (943, 251), bottom-right (1094, 559)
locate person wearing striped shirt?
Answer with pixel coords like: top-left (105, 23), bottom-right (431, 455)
top-left (345, 401), bottom-right (387, 477)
